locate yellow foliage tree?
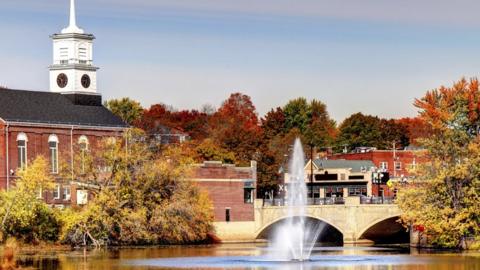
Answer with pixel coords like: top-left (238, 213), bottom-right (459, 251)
top-left (397, 78), bottom-right (480, 249)
top-left (0, 156), bottom-right (59, 243)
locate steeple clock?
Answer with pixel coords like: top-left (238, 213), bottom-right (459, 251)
top-left (49, 0), bottom-right (99, 93)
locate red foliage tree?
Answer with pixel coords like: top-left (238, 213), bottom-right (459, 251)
top-left (137, 104), bottom-right (211, 140)
top-left (396, 117), bottom-right (432, 146)
top-left (210, 93), bottom-right (262, 165)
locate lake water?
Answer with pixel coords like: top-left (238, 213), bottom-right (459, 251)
top-left (11, 243), bottom-right (480, 270)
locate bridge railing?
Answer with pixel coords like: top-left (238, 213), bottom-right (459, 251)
top-left (360, 196), bottom-right (395, 204)
top-left (262, 197), bottom-right (345, 207)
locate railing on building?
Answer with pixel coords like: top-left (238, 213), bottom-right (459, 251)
top-left (360, 196), bottom-right (395, 204)
top-left (262, 197), bottom-right (345, 207)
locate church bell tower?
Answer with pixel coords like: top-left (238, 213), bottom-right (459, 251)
top-left (49, 0), bottom-right (98, 94)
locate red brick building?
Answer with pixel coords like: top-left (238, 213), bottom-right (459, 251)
top-left (329, 148), bottom-right (427, 196)
top-left (0, 90), bottom-right (126, 206)
top-left (190, 161), bottom-right (257, 223)
top-left (0, 1), bottom-right (127, 206)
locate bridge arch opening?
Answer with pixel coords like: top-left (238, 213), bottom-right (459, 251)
top-left (359, 216), bottom-right (409, 244)
top-left (256, 216), bottom-right (343, 245)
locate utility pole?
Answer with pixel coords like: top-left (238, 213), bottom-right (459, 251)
top-left (392, 141), bottom-right (397, 178)
top-left (310, 144), bottom-right (314, 202)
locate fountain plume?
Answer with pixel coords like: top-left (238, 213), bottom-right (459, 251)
top-left (270, 138), bottom-right (324, 261)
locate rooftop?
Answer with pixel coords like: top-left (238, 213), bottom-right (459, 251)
top-left (0, 88), bottom-right (126, 128)
top-left (312, 159), bottom-right (376, 173)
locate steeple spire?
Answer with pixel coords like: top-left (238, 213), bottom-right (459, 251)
top-left (61, 0), bottom-right (84, 34)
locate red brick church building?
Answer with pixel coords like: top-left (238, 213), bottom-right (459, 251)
top-left (0, 0), bottom-right (126, 206)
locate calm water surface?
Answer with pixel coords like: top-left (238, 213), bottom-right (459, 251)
top-left (11, 243), bottom-right (480, 270)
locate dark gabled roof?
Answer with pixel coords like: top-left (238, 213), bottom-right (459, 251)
top-left (313, 159), bottom-right (375, 173)
top-left (0, 88), bottom-right (127, 128)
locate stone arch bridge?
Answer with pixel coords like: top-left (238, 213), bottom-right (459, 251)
top-left (215, 197), bottom-right (404, 244)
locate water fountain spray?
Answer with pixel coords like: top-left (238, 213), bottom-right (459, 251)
top-left (270, 138), bottom-right (324, 261)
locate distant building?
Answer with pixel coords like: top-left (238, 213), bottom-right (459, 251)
top-left (329, 148), bottom-right (427, 196)
top-left (190, 161), bottom-right (256, 241)
top-left (148, 124), bottom-right (190, 145)
top-left (0, 0), bottom-right (127, 207)
top-left (284, 159), bottom-right (376, 201)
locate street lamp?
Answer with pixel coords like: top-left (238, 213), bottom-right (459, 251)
top-left (309, 143), bottom-right (314, 203)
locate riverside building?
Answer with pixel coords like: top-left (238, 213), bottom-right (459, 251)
top-left (190, 161), bottom-right (257, 242)
top-left (0, 0), bottom-right (127, 206)
top-left (282, 159), bottom-right (376, 204)
top-left (329, 147), bottom-right (426, 197)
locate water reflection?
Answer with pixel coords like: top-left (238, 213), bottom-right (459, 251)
top-left (5, 243), bottom-right (480, 270)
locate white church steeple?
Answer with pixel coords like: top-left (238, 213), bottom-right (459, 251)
top-left (49, 0), bottom-right (99, 94)
top-left (62, 0), bottom-right (84, 34)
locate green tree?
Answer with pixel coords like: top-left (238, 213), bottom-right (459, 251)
top-left (336, 113), bottom-right (383, 151)
top-left (397, 78), bottom-right (480, 249)
top-left (304, 99), bottom-right (337, 150)
top-left (336, 113), bottom-right (409, 152)
top-left (105, 97), bottom-right (144, 125)
top-left (256, 99), bottom-right (336, 196)
top-left (283, 98), bottom-right (310, 133)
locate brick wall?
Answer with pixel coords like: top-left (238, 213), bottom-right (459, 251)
top-left (196, 181), bottom-right (254, 222)
top-left (0, 123), bottom-right (123, 205)
top-left (330, 150), bottom-right (427, 197)
top-left (330, 150), bottom-right (427, 178)
top-left (191, 161), bottom-right (256, 222)
top-left (0, 122), bottom-right (5, 190)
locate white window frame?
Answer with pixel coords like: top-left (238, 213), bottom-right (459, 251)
top-left (63, 186), bottom-right (71, 201)
top-left (78, 135), bottom-right (89, 174)
top-left (49, 134), bottom-right (59, 174)
top-left (380, 161), bottom-right (388, 170)
top-left (16, 133), bottom-right (28, 169)
top-left (53, 184), bottom-right (61, 200)
top-left (394, 161), bottom-right (402, 171)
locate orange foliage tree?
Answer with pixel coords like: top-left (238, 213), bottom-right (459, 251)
top-left (210, 93), bottom-right (262, 165)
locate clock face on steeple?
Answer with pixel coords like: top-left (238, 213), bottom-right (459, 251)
top-left (49, 0), bottom-right (98, 93)
top-left (81, 74), bottom-right (91, 88)
top-left (57, 73), bottom-right (68, 88)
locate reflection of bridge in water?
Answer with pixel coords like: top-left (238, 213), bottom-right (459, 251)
top-left (255, 196), bottom-right (405, 244)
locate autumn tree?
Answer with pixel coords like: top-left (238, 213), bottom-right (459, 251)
top-left (397, 77), bottom-right (480, 249)
top-left (138, 104), bottom-right (211, 141)
top-left (0, 157), bottom-right (60, 243)
top-left (105, 97), bottom-right (144, 125)
top-left (60, 129), bottom-right (214, 246)
top-left (193, 139), bottom-right (236, 164)
top-left (256, 99), bottom-right (336, 196)
top-left (256, 108), bottom-right (287, 195)
top-left (209, 93), bottom-right (262, 165)
top-left (397, 117), bottom-right (432, 146)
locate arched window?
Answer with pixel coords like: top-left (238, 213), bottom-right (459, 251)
top-left (78, 135), bottom-right (89, 174)
top-left (17, 133), bottom-right (28, 169)
top-left (48, 134), bottom-right (59, 174)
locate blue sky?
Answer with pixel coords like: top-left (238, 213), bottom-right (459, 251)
top-left (1, 0), bottom-right (480, 121)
